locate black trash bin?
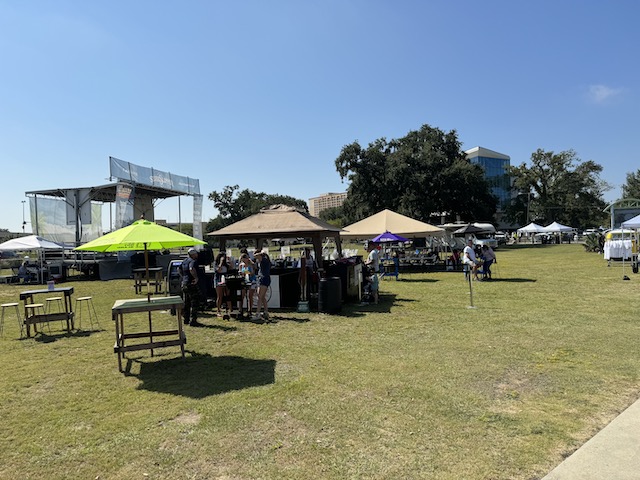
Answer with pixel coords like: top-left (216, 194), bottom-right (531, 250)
top-left (318, 276), bottom-right (342, 314)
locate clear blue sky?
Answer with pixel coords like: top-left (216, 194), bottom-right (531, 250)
top-left (1, 0), bottom-right (638, 233)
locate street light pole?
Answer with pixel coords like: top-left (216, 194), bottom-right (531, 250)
top-left (21, 200), bottom-right (26, 233)
top-left (526, 191), bottom-right (531, 224)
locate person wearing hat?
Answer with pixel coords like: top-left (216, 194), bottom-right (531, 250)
top-left (253, 250), bottom-right (273, 322)
top-left (181, 248), bottom-right (203, 327)
top-left (18, 256), bottom-right (30, 283)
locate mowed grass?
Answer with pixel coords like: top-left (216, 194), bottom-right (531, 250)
top-left (1, 244), bottom-right (639, 479)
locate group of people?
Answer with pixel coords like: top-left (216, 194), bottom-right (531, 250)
top-left (462, 239), bottom-right (497, 281)
top-left (180, 247), bottom-right (274, 326)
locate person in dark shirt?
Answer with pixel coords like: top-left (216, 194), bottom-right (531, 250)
top-left (181, 248), bottom-right (203, 327)
top-left (254, 250), bottom-right (273, 323)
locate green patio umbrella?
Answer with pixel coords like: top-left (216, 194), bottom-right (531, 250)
top-left (75, 218), bottom-right (206, 300)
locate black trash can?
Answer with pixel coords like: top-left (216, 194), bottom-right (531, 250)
top-left (318, 276), bottom-right (342, 314)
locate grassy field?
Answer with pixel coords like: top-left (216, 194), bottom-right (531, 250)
top-left (1, 244), bottom-right (639, 479)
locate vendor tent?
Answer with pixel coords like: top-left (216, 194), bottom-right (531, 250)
top-left (0, 235), bottom-right (65, 251)
top-left (621, 214), bottom-right (640, 229)
top-left (371, 231), bottom-right (409, 243)
top-left (207, 204), bottom-right (343, 263)
top-left (542, 221), bottom-right (574, 233)
top-left (517, 222), bottom-right (545, 234)
top-left (341, 209), bottom-right (444, 239)
top-left (0, 235), bottom-right (65, 283)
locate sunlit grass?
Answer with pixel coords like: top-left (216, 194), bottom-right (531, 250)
top-left (0, 244), bottom-right (639, 479)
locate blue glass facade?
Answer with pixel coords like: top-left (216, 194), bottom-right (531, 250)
top-left (468, 152), bottom-right (510, 209)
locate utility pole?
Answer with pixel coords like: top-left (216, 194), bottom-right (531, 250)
top-left (21, 200), bottom-right (26, 233)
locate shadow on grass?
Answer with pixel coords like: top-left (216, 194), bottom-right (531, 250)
top-left (338, 293), bottom-right (399, 317)
top-left (33, 327), bottom-right (106, 343)
top-left (484, 278), bottom-right (537, 283)
top-left (131, 352), bottom-right (276, 398)
top-left (393, 278), bottom-right (439, 283)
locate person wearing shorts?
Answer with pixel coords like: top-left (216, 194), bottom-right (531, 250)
top-left (254, 250), bottom-right (273, 322)
top-left (238, 251), bottom-right (256, 319)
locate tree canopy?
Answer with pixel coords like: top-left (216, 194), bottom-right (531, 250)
top-left (621, 169), bottom-right (640, 199)
top-left (508, 149), bottom-right (610, 228)
top-left (335, 124), bottom-right (497, 224)
top-left (206, 185), bottom-right (308, 231)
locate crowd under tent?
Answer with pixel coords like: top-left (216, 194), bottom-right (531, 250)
top-left (25, 157), bottom-right (204, 246)
top-left (207, 204), bottom-right (343, 264)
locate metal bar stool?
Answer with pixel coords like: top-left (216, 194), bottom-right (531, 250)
top-left (45, 296), bottom-right (65, 328)
top-left (75, 296), bottom-right (99, 330)
top-left (1, 302), bottom-right (24, 338)
top-left (24, 303), bottom-right (50, 335)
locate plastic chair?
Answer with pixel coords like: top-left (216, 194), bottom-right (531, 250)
top-left (380, 258), bottom-right (400, 280)
top-left (1, 302), bottom-right (24, 338)
top-left (75, 296), bottom-right (99, 330)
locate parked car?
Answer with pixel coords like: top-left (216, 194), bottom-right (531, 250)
top-left (495, 231), bottom-right (508, 245)
top-left (473, 233), bottom-right (498, 249)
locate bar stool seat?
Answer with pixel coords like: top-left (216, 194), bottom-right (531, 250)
top-left (24, 303), bottom-right (50, 334)
top-left (1, 302), bottom-right (24, 338)
top-left (45, 296), bottom-right (65, 328)
top-left (75, 296), bottom-right (99, 330)
top-left (45, 297), bottom-right (64, 313)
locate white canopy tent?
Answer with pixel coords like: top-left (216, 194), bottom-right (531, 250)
top-left (0, 235), bottom-right (65, 251)
top-left (621, 214), bottom-right (640, 229)
top-left (517, 222), bottom-right (545, 234)
top-left (0, 235), bottom-right (65, 283)
top-left (542, 221), bottom-right (574, 233)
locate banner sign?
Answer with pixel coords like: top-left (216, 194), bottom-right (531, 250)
top-left (115, 183), bottom-right (135, 229)
top-left (109, 156), bottom-right (200, 195)
top-left (192, 194), bottom-right (203, 240)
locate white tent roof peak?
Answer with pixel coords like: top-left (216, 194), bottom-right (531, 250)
top-left (0, 235), bottom-right (65, 251)
top-left (517, 222), bottom-right (545, 234)
top-left (621, 213), bottom-right (640, 229)
top-left (543, 221), bottom-right (574, 232)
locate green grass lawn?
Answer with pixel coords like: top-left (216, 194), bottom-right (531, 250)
top-left (1, 244), bottom-right (639, 479)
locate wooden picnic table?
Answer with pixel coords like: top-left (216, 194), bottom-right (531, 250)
top-left (133, 267), bottom-right (164, 294)
top-left (111, 295), bottom-right (185, 372)
top-left (19, 287), bottom-right (75, 337)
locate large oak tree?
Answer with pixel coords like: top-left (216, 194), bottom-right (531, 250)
top-left (508, 149), bottom-right (609, 228)
top-left (621, 169), bottom-right (640, 199)
top-left (335, 124), bottom-right (497, 224)
top-left (206, 185), bottom-right (308, 232)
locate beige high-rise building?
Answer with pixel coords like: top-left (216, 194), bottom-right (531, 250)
top-left (309, 192), bottom-right (348, 217)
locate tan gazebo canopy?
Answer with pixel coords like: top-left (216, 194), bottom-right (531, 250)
top-left (341, 209), bottom-right (444, 239)
top-left (207, 204), bottom-right (343, 262)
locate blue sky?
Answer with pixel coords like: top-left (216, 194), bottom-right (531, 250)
top-left (1, 0), bottom-right (638, 233)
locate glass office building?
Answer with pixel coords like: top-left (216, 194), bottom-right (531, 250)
top-left (465, 147), bottom-right (511, 209)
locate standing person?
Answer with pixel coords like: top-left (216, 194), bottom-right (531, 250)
top-left (254, 250), bottom-right (273, 323)
top-left (298, 247), bottom-right (315, 301)
top-left (181, 248), bottom-right (203, 327)
top-left (463, 239), bottom-right (480, 281)
top-left (481, 245), bottom-right (496, 280)
top-left (214, 252), bottom-right (233, 320)
top-left (238, 251), bottom-right (256, 319)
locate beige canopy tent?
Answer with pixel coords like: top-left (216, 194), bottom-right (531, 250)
top-left (207, 204), bottom-right (343, 263)
top-left (341, 209), bottom-right (444, 239)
